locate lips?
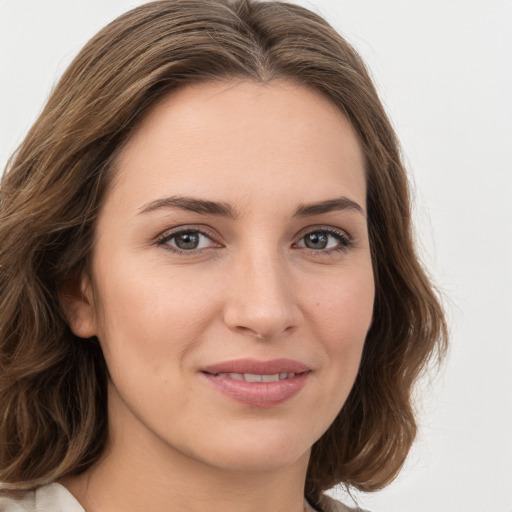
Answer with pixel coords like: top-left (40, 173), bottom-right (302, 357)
top-left (212, 372), bottom-right (298, 382)
top-left (201, 358), bottom-right (310, 376)
top-left (200, 358), bottom-right (311, 407)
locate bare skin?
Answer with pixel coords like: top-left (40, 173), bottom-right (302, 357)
top-left (60, 80), bottom-right (374, 512)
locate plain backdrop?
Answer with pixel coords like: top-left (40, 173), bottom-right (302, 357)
top-left (1, 1), bottom-right (511, 511)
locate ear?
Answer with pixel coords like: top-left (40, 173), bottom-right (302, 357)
top-left (59, 271), bottom-right (98, 339)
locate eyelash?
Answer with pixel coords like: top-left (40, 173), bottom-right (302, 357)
top-left (156, 226), bottom-right (354, 255)
top-left (156, 226), bottom-right (219, 255)
top-left (294, 227), bottom-right (354, 255)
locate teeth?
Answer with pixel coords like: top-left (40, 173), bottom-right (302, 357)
top-left (244, 373), bottom-right (262, 382)
top-left (214, 372), bottom-right (296, 382)
top-left (261, 374), bottom-right (279, 382)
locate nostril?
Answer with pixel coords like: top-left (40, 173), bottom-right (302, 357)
top-left (235, 326), bottom-right (266, 340)
top-left (234, 324), bottom-right (297, 340)
top-left (224, 296), bottom-right (302, 340)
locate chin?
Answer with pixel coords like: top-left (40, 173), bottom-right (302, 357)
top-left (183, 425), bottom-right (315, 474)
top-left (208, 447), bottom-right (310, 474)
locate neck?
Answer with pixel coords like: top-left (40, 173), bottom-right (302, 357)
top-left (60, 390), bottom-right (311, 512)
top-left (61, 449), bottom-right (310, 512)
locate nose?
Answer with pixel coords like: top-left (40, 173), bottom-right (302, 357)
top-left (222, 249), bottom-right (302, 340)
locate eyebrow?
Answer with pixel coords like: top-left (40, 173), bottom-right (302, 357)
top-left (293, 197), bottom-right (365, 217)
top-left (138, 196), bottom-right (238, 218)
top-left (138, 195), bottom-right (364, 218)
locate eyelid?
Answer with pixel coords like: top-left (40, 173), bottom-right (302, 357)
top-left (156, 225), bottom-right (221, 252)
top-left (154, 223), bottom-right (354, 255)
top-left (293, 225), bottom-right (354, 252)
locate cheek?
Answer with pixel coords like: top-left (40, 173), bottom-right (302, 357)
top-left (305, 263), bottom-right (374, 384)
top-left (91, 258), bottom-right (221, 377)
top-left (309, 264), bottom-right (374, 341)
top-left (291, 264), bottom-right (374, 435)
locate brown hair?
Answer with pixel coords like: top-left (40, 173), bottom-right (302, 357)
top-left (0, 0), bottom-right (447, 503)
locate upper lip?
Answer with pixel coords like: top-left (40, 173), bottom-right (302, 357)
top-left (201, 358), bottom-right (310, 375)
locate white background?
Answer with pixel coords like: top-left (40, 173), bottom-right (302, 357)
top-left (1, 1), bottom-right (511, 511)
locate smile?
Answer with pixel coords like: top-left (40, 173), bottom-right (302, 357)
top-left (209, 372), bottom-right (299, 382)
top-left (200, 358), bottom-right (311, 407)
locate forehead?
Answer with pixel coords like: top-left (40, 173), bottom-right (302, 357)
top-left (110, 79), bottom-right (366, 213)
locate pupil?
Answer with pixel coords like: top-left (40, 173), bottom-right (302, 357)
top-left (176, 232), bottom-right (199, 250)
top-left (305, 232), bottom-right (328, 249)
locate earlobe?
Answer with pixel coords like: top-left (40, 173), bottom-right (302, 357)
top-left (59, 272), bottom-right (98, 339)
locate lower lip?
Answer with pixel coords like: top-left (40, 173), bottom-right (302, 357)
top-left (202, 372), bottom-right (310, 407)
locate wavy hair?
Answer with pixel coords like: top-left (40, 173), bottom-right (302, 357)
top-left (0, 0), bottom-right (447, 505)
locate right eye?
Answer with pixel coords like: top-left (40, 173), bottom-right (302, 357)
top-left (157, 229), bottom-right (218, 253)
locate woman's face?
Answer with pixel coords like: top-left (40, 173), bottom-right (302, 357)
top-left (73, 80), bottom-right (374, 474)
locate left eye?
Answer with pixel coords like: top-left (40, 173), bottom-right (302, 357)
top-left (296, 230), bottom-right (349, 251)
top-left (160, 230), bottom-right (215, 251)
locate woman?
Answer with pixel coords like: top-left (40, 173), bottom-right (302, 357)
top-left (0, 1), bottom-right (447, 511)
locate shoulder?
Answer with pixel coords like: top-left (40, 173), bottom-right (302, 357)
top-left (317, 492), bottom-right (372, 512)
top-left (0, 483), bottom-right (84, 512)
top-left (0, 490), bottom-right (35, 512)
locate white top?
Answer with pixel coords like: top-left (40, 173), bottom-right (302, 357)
top-left (0, 483), bottom-right (84, 512)
top-left (0, 482), bottom-right (364, 512)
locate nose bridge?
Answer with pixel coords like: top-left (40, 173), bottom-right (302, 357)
top-left (223, 241), bottom-right (300, 338)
